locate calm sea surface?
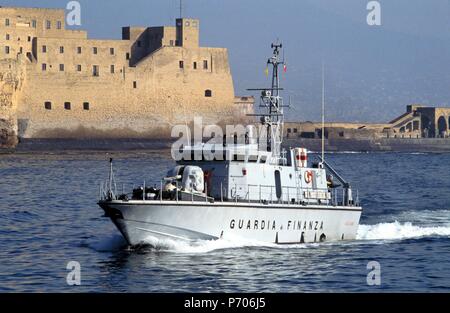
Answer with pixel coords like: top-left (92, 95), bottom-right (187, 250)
top-left (0, 150), bottom-right (449, 292)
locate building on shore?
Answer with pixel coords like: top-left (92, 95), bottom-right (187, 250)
top-left (0, 6), bottom-right (253, 147)
top-left (285, 105), bottom-right (450, 141)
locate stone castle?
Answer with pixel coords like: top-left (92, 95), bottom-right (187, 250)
top-left (0, 6), bottom-right (254, 147)
top-left (285, 105), bottom-right (450, 140)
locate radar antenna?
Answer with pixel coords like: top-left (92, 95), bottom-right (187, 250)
top-left (247, 42), bottom-right (288, 163)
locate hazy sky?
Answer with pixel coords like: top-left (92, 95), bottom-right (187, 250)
top-left (3, 0), bottom-right (450, 122)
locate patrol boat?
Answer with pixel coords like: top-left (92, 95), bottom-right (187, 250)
top-left (98, 43), bottom-right (362, 246)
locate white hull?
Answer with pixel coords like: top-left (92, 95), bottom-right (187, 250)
top-left (99, 200), bottom-right (362, 246)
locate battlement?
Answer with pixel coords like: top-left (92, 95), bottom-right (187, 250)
top-left (0, 6), bottom-right (253, 145)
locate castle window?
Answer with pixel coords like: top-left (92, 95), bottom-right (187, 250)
top-left (42, 45), bottom-right (47, 53)
top-left (57, 21), bottom-right (62, 30)
top-left (27, 36), bottom-right (31, 42)
top-left (83, 102), bottom-right (90, 111)
top-left (110, 65), bottom-right (115, 74)
top-left (93, 47), bottom-right (98, 54)
top-left (205, 90), bottom-right (212, 97)
top-left (5, 46), bottom-right (10, 54)
top-left (64, 102), bottom-right (71, 110)
top-left (6, 34), bottom-right (10, 40)
top-left (133, 81), bottom-right (137, 89)
top-left (44, 102), bottom-right (52, 110)
top-left (126, 53), bottom-right (130, 60)
top-left (32, 20), bottom-right (37, 28)
top-left (5, 18), bottom-right (10, 26)
top-left (46, 20), bottom-right (51, 29)
top-left (110, 48), bottom-right (114, 55)
top-left (193, 62), bottom-right (197, 69)
top-left (203, 60), bottom-right (208, 70)
top-left (179, 60), bottom-right (184, 69)
top-left (59, 64), bottom-right (65, 72)
top-left (42, 63), bottom-right (47, 71)
top-left (77, 47), bottom-right (82, 54)
top-left (170, 40), bottom-right (174, 46)
top-left (77, 65), bottom-right (82, 72)
top-left (60, 46), bottom-right (64, 54)
top-left (93, 65), bottom-right (99, 77)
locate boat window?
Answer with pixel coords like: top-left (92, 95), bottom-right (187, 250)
top-left (248, 155), bottom-right (258, 162)
top-left (260, 156), bottom-right (267, 164)
top-left (274, 170), bottom-right (282, 200)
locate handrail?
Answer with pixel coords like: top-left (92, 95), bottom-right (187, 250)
top-left (99, 179), bottom-right (358, 208)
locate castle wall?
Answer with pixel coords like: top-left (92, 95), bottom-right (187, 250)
top-left (0, 56), bottom-right (26, 147)
top-left (0, 7), bottom-right (245, 142)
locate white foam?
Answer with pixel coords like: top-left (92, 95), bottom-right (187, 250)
top-left (141, 233), bottom-right (283, 253)
top-left (357, 221), bottom-right (450, 241)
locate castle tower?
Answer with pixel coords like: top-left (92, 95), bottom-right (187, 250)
top-left (176, 18), bottom-right (199, 48)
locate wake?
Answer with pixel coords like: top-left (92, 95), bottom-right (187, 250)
top-left (356, 221), bottom-right (450, 241)
top-left (90, 211), bottom-right (450, 253)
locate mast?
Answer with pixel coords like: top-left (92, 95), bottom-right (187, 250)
top-left (247, 43), bottom-right (287, 162)
top-left (321, 63), bottom-right (325, 162)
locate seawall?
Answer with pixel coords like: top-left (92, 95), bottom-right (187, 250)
top-left (285, 138), bottom-right (450, 153)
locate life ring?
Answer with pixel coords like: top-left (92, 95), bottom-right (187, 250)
top-left (304, 170), bottom-right (313, 184)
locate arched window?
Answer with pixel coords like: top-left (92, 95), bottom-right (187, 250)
top-left (437, 116), bottom-right (447, 137)
top-left (205, 89), bottom-right (212, 97)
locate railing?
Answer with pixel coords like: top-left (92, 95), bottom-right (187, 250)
top-left (100, 179), bottom-right (360, 208)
